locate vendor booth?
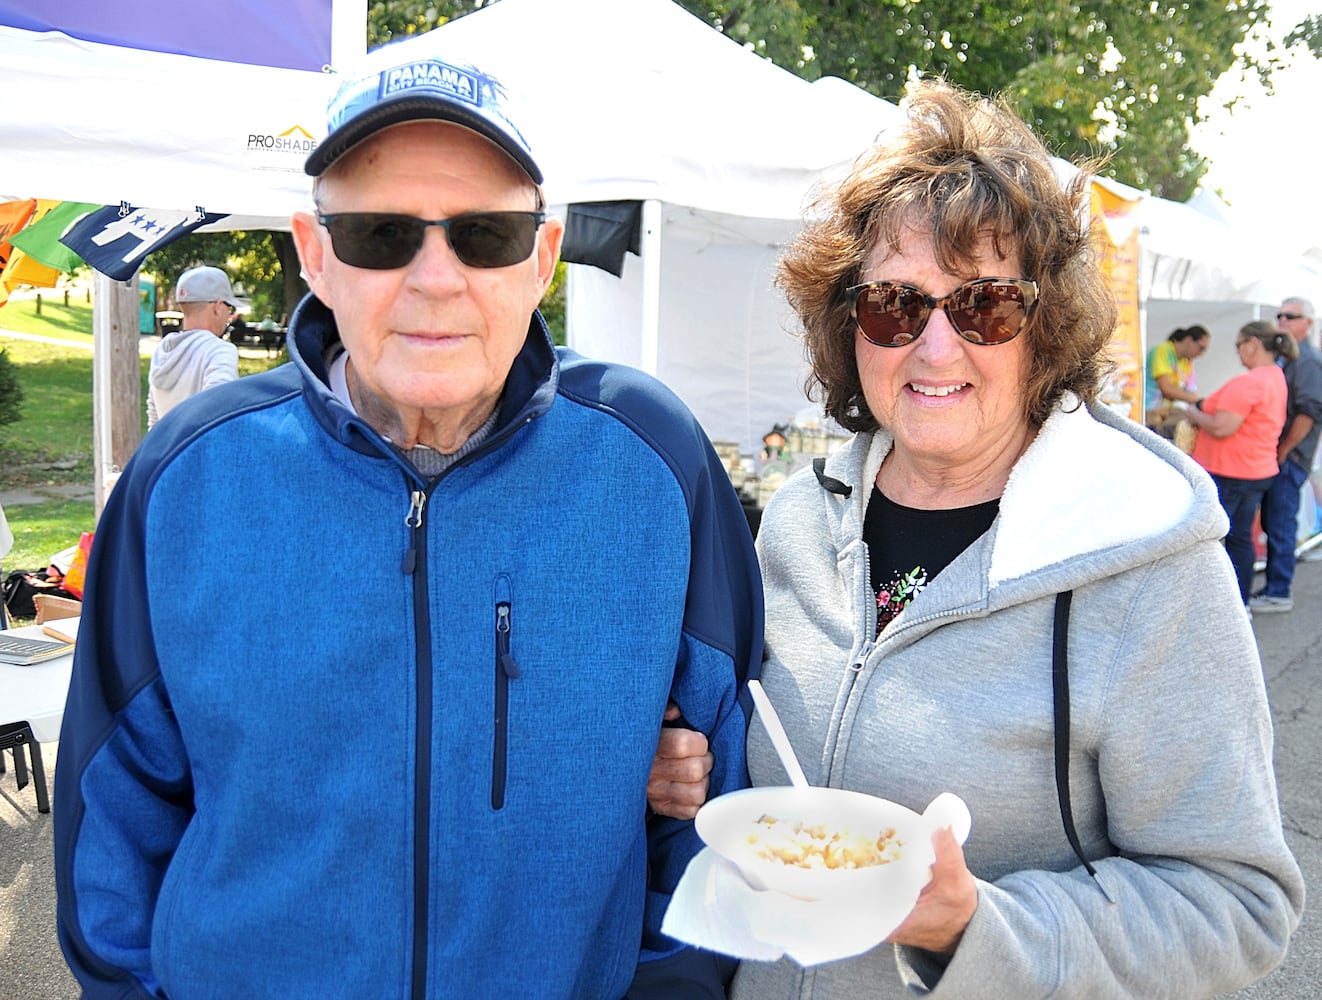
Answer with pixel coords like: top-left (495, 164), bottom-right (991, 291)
top-left (2, 0), bottom-right (1321, 535)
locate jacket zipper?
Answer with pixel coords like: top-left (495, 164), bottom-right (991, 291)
top-left (404, 487), bottom-right (431, 1000)
top-left (492, 579), bottom-right (521, 809)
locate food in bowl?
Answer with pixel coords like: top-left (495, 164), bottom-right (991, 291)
top-left (697, 786), bottom-right (950, 901)
top-left (746, 813), bottom-right (903, 870)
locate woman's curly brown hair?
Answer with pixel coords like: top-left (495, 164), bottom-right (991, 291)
top-left (778, 80), bottom-right (1117, 432)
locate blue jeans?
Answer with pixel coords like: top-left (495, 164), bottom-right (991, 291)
top-left (1211, 473), bottom-right (1276, 603)
top-left (1258, 459), bottom-right (1310, 598)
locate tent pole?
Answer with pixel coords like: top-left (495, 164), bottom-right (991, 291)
top-left (91, 272), bottom-right (142, 518)
top-left (640, 199), bottom-right (662, 376)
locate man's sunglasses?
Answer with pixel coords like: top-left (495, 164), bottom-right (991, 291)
top-left (847, 277), bottom-right (1039, 348)
top-left (1277, 311), bottom-right (1306, 322)
top-left (317, 211), bottom-right (546, 270)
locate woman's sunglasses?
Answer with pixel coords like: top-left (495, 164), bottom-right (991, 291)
top-left (847, 277), bottom-right (1039, 347)
top-left (317, 211), bottom-right (546, 270)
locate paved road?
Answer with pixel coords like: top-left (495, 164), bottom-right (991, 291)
top-left (2, 564), bottom-right (1319, 997)
top-left (1225, 555), bottom-right (1322, 999)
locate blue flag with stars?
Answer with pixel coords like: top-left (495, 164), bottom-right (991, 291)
top-left (59, 204), bottom-right (230, 280)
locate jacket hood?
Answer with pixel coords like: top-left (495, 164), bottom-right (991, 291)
top-left (815, 394), bottom-right (1227, 595)
top-left (149, 329), bottom-right (217, 391)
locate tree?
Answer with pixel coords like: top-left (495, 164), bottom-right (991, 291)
top-left (677, 0), bottom-right (1293, 201)
top-left (0, 347), bottom-right (22, 430)
top-left (144, 230), bottom-right (306, 326)
top-left (368, 0), bottom-right (492, 47)
top-left (1286, 13), bottom-right (1322, 57)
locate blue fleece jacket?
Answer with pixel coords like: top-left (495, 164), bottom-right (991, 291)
top-left (54, 295), bottom-right (762, 999)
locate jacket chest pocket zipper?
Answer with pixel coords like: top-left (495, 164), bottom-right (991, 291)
top-left (492, 599), bottom-right (521, 809)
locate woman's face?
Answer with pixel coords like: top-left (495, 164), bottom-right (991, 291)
top-left (856, 227), bottom-right (1036, 487)
top-left (1236, 335), bottom-right (1263, 369)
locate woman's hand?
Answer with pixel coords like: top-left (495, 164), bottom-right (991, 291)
top-left (886, 826), bottom-right (978, 954)
top-left (647, 702), bottom-right (714, 820)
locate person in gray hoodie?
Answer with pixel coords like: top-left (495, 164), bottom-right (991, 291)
top-left (655, 80), bottom-right (1303, 999)
top-left (146, 265), bottom-right (240, 428)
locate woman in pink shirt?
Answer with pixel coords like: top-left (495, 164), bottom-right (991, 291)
top-left (1185, 320), bottom-right (1294, 604)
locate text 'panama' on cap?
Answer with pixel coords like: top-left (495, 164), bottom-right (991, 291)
top-left (305, 55), bottom-right (542, 184)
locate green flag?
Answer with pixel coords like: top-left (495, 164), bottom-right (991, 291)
top-left (9, 201), bottom-right (102, 272)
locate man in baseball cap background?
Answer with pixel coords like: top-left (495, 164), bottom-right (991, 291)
top-left (144, 264), bottom-right (240, 428)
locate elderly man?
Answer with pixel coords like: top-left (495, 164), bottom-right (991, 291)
top-left (146, 265), bottom-right (240, 428)
top-left (55, 51), bottom-right (761, 998)
top-left (1250, 296), bottom-right (1322, 611)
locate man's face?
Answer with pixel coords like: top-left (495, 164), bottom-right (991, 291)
top-left (292, 121), bottom-right (562, 438)
top-left (1276, 299), bottom-right (1313, 344)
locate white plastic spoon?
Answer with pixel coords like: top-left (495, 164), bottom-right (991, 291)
top-left (746, 678), bottom-right (810, 789)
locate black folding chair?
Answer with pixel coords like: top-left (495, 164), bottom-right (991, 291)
top-left (0, 721), bottom-right (50, 813)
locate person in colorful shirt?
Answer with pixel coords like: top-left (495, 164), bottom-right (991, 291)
top-left (1143, 324), bottom-right (1209, 435)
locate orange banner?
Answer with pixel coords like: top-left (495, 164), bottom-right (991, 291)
top-left (1090, 183), bottom-right (1143, 423)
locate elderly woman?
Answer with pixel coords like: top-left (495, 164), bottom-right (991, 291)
top-left (1184, 321), bottom-right (1293, 604)
top-left (657, 81), bottom-right (1303, 999)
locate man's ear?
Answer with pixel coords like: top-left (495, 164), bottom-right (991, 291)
top-left (536, 216), bottom-right (565, 298)
top-left (291, 211), bottom-right (331, 307)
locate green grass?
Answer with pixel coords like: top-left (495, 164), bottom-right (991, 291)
top-left (5, 498), bottom-right (94, 577)
top-left (0, 338), bottom-right (97, 469)
top-left (1, 291), bottom-right (284, 587)
top-left (0, 288), bottom-right (96, 342)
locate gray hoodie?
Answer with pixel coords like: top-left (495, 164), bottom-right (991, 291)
top-left (146, 327), bottom-right (239, 428)
top-left (733, 396), bottom-right (1304, 999)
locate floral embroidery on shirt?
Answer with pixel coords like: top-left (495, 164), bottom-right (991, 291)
top-left (877, 565), bottom-right (927, 636)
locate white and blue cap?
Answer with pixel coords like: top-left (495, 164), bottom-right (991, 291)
top-left (305, 55), bottom-right (542, 183)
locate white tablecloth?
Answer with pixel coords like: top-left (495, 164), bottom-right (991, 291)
top-left (0, 616), bottom-right (79, 743)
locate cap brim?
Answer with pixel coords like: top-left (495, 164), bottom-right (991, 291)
top-left (305, 95), bottom-right (543, 184)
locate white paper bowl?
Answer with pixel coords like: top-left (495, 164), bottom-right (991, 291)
top-left (695, 786), bottom-right (970, 902)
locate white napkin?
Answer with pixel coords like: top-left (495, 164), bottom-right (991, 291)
top-left (662, 791), bottom-right (971, 968)
top-left (662, 846), bottom-right (923, 966)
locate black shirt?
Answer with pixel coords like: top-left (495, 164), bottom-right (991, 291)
top-left (864, 486), bottom-right (1000, 636)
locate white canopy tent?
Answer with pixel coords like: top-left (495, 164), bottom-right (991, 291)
top-left (0, 12), bottom-right (353, 221)
top-left (393, 0), bottom-right (906, 452)
top-left (1, 0), bottom-right (904, 454)
top-left (4, 0), bottom-right (1322, 461)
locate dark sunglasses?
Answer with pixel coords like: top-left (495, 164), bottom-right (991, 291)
top-left (847, 277), bottom-right (1039, 347)
top-left (317, 211), bottom-right (546, 270)
top-left (1276, 311), bottom-right (1305, 322)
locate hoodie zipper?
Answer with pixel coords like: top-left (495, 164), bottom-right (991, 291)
top-left (492, 577), bottom-right (521, 809)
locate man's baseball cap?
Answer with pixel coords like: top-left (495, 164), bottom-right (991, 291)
top-left (305, 54), bottom-right (542, 184)
top-left (175, 266), bottom-right (238, 308)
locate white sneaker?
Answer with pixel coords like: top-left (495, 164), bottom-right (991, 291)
top-left (1248, 594), bottom-right (1293, 613)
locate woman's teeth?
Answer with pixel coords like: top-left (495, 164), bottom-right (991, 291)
top-left (909, 383), bottom-right (967, 397)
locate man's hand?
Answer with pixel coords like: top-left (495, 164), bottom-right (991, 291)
top-left (648, 702), bottom-right (714, 820)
